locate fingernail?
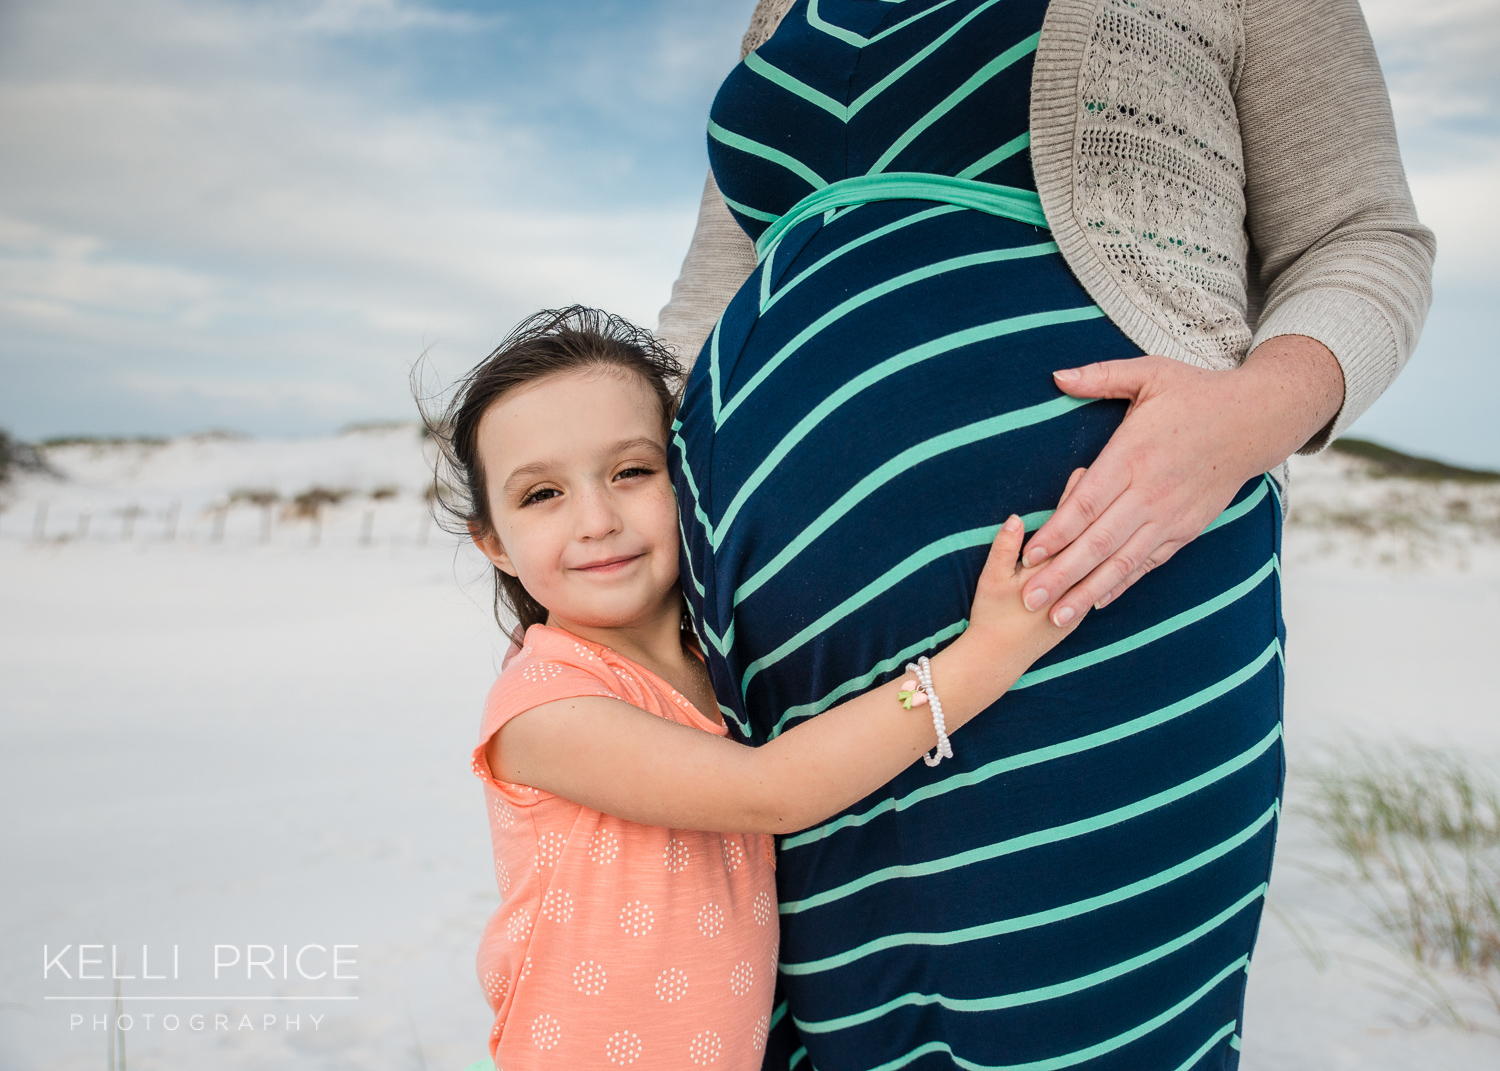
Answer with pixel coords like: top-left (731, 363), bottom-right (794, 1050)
top-left (1022, 547), bottom-right (1047, 567)
top-left (1053, 368), bottom-right (1081, 383)
top-left (1095, 591), bottom-right (1114, 609)
top-left (1024, 588), bottom-right (1049, 612)
top-left (1053, 605), bottom-right (1076, 627)
top-left (1003, 514), bottom-right (1022, 532)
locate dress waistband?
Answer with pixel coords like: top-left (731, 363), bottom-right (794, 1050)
top-left (753, 173), bottom-right (1049, 261)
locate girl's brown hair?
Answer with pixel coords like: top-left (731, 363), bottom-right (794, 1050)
top-left (421, 306), bottom-right (684, 645)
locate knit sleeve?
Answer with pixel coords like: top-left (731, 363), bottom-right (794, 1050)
top-left (1237, 0), bottom-right (1436, 451)
top-left (653, 170), bottom-right (759, 371)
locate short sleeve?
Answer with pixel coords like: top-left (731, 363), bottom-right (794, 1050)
top-left (472, 627), bottom-right (624, 805)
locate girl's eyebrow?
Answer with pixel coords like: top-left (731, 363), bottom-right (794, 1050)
top-left (500, 438), bottom-right (666, 496)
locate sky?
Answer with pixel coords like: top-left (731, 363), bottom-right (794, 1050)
top-left (0, 0), bottom-right (1496, 466)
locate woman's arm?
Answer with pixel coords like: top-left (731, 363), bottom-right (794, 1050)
top-left (654, 171), bottom-right (759, 370)
top-left (487, 515), bottom-right (1074, 834)
top-left (1016, 0), bottom-right (1435, 627)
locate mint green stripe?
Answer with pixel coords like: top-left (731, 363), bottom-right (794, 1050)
top-left (870, 33), bottom-right (1040, 175)
top-left (1199, 476), bottom-right (1269, 536)
top-left (714, 307), bottom-right (1102, 548)
top-left (958, 132), bottom-right (1031, 180)
top-left (708, 319), bottom-right (723, 425)
top-left (755, 173), bottom-right (1046, 259)
top-left (734, 395), bottom-right (1087, 606)
top-left (795, 884), bottom-right (1266, 1032)
top-left (708, 119), bottom-right (827, 192)
top-left (782, 640), bottom-right (1279, 853)
top-left (770, 618), bottom-right (969, 738)
top-left (770, 1000), bottom-right (788, 1032)
top-left (744, 52), bottom-right (850, 120)
top-left (780, 801), bottom-right (1278, 976)
top-left (1012, 553), bottom-right (1278, 691)
top-left (670, 432), bottom-right (714, 542)
top-left (1229, 1033), bottom-right (1242, 1051)
top-left (862, 957), bottom-right (1251, 1071)
top-left (804, 0), bottom-right (869, 47)
top-left (1173, 1023), bottom-right (1239, 1071)
top-left (805, 0), bottom-right (967, 51)
top-left (844, 0), bottom-right (1009, 119)
top-left (789, 1046), bottom-right (808, 1069)
top-left (759, 246), bottom-right (774, 312)
top-left (725, 243), bottom-right (1058, 425)
top-left (741, 525), bottom-right (998, 697)
top-left (719, 702), bottom-right (750, 737)
top-left (720, 192), bottom-right (780, 223)
top-left (765, 205), bottom-right (964, 313)
top-left (780, 717), bottom-right (1281, 915)
top-left (676, 513), bottom-right (705, 598)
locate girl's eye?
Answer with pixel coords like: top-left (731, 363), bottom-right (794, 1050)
top-left (520, 487), bottom-right (561, 507)
top-left (616, 466), bottom-right (655, 481)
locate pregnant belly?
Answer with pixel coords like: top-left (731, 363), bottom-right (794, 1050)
top-left (676, 198), bottom-right (1142, 737)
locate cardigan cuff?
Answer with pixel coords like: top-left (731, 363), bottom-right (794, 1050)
top-left (1251, 289), bottom-right (1401, 454)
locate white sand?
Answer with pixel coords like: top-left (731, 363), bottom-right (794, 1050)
top-left (1, 433), bottom-right (1496, 1069)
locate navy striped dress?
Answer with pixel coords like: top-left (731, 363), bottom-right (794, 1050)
top-left (670, 3), bottom-right (1285, 1069)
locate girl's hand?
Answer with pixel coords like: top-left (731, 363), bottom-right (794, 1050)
top-left (963, 471), bottom-right (1085, 674)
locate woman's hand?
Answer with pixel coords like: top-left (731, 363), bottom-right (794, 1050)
top-left (1019, 335), bottom-right (1345, 627)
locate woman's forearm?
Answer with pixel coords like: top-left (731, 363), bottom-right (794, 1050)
top-left (1232, 334), bottom-right (1345, 464)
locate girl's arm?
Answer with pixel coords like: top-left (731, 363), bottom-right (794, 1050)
top-left (487, 513), bottom-right (1075, 835)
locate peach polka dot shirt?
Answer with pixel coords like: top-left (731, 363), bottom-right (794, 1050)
top-left (471, 624), bottom-right (778, 1070)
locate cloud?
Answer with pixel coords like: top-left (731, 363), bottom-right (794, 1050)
top-left (0, 0), bottom-right (746, 436)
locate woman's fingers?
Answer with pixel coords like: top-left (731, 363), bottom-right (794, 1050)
top-left (1048, 523), bottom-right (1168, 624)
top-left (1057, 467), bottom-right (1087, 508)
top-left (1025, 494), bottom-right (1149, 624)
top-left (1022, 455), bottom-right (1130, 572)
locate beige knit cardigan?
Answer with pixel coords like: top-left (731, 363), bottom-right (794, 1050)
top-left (655, 0), bottom-right (1435, 448)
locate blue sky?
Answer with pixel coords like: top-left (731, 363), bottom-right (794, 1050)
top-left (1, 0), bottom-right (1496, 466)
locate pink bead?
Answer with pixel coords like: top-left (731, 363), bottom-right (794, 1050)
top-left (900, 679), bottom-right (917, 691)
top-left (910, 692), bottom-right (929, 706)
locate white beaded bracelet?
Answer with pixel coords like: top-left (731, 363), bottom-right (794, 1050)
top-left (897, 657), bottom-right (953, 767)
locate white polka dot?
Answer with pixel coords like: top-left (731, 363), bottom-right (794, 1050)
top-left (730, 960), bottom-right (754, 997)
top-left (572, 959), bottom-right (607, 996)
top-left (519, 956), bottom-right (533, 981)
top-left (619, 899), bottom-right (654, 937)
top-left (495, 858), bottom-right (511, 893)
top-left (752, 1016), bottom-right (769, 1052)
top-left (697, 902), bottom-right (724, 938)
top-left (589, 828), bottom-right (620, 865)
top-left (753, 889), bottom-right (776, 926)
top-left (482, 970), bottom-right (509, 1006)
top-left (655, 966), bottom-right (690, 1002)
top-left (540, 888), bottom-right (575, 923)
top-left (605, 1029), bottom-right (643, 1065)
top-left (522, 661), bottom-right (565, 684)
top-left (573, 642), bottom-right (599, 661)
top-left (688, 1029), bottom-right (722, 1064)
top-left (663, 837), bottom-right (691, 873)
top-left (535, 830), bottom-right (566, 870)
top-left (505, 910), bottom-right (533, 943)
top-left (721, 837), bottom-right (745, 873)
top-left (531, 1013), bottom-right (561, 1050)
top-left (491, 796), bottom-right (517, 829)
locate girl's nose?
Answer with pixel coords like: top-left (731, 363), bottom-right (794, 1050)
top-left (574, 485), bottom-right (622, 541)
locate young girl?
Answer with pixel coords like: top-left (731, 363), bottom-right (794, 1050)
top-left (432, 307), bottom-right (1077, 1070)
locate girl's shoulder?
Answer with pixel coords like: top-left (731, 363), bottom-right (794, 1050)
top-left (483, 624), bottom-right (626, 727)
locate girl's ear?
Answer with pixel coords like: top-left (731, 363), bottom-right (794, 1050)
top-left (468, 520), bottom-right (519, 577)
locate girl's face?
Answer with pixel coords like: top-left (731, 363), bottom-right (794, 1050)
top-left (471, 368), bottom-right (680, 631)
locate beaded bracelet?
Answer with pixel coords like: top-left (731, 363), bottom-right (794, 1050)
top-left (897, 656), bottom-right (953, 767)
